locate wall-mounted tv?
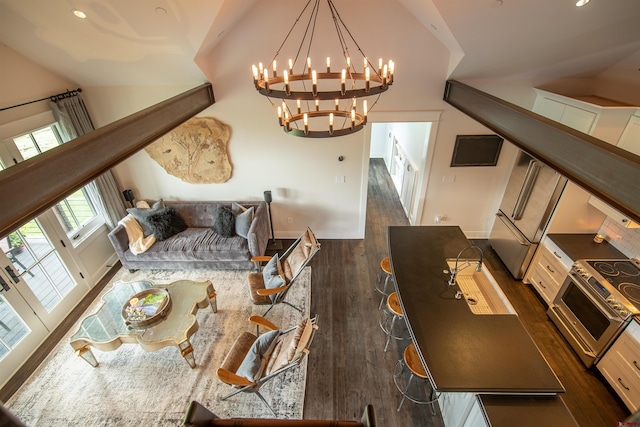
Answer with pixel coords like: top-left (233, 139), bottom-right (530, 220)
top-left (450, 134), bottom-right (503, 167)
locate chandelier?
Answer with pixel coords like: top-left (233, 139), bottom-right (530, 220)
top-left (251, 0), bottom-right (395, 138)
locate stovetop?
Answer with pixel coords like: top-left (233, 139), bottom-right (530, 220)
top-left (573, 259), bottom-right (640, 319)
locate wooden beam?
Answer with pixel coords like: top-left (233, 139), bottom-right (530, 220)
top-left (0, 83), bottom-right (214, 237)
top-left (444, 80), bottom-right (640, 223)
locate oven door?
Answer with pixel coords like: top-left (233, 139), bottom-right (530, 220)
top-left (548, 273), bottom-right (624, 367)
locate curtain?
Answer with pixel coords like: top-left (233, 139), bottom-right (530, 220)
top-left (49, 95), bottom-right (127, 229)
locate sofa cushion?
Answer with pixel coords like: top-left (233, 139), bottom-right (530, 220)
top-left (212, 206), bottom-right (235, 237)
top-left (145, 207), bottom-right (188, 241)
top-left (236, 329), bottom-right (279, 382)
top-left (127, 199), bottom-right (165, 236)
top-left (234, 206), bottom-right (254, 239)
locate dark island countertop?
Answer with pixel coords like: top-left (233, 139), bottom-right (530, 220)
top-left (388, 225), bottom-right (564, 394)
top-left (546, 233), bottom-right (627, 261)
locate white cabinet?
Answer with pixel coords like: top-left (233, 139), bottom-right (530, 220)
top-left (618, 115), bottom-right (640, 157)
top-left (588, 196), bottom-right (640, 229)
top-left (598, 320), bottom-right (640, 412)
top-left (439, 392), bottom-right (489, 427)
top-left (524, 237), bottom-right (572, 304)
top-left (533, 90), bottom-right (638, 144)
top-left (463, 399), bottom-right (488, 427)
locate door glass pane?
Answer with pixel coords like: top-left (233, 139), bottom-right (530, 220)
top-left (55, 189), bottom-right (97, 233)
top-left (0, 295), bottom-right (31, 361)
top-left (4, 220), bottom-right (76, 313)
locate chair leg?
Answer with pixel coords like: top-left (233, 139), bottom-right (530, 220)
top-left (254, 391), bottom-right (277, 417)
top-left (221, 386), bottom-right (248, 400)
top-left (397, 373), bottom-right (415, 412)
top-left (384, 315), bottom-right (398, 352)
top-left (282, 301), bottom-right (303, 312)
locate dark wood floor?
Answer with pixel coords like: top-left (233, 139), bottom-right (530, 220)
top-left (3, 158), bottom-right (630, 426)
top-left (303, 158), bottom-right (629, 426)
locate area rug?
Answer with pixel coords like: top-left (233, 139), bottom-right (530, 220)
top-left (6, 267), bottom-right (311, 426)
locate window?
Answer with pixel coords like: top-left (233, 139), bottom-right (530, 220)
top-left (12, 125), bottom-right (104, 242)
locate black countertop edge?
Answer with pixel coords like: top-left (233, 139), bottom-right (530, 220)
top-left (478, 394), bottom-right (579, 427)
top-left (388, 225), bottom-right (565, 394)
top-left (546, 233), bottom-right (627, 261)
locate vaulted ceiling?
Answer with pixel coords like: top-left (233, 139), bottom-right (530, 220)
top-left (0, 0), bottom-right (639, 89)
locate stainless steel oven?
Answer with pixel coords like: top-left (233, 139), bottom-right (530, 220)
top-left (548, 259), bottom-right (640, 367)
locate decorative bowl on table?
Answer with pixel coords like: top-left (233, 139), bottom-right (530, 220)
top-left (122, 288), bottom-right (172, 327)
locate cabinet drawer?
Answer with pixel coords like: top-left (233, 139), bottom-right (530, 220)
top-left (529, 268), bottom-right (561, 304)
top-left (599, 350), bottom-right (640, 412)
top-left (541, 239), bottom-right (573, 271)
top-left (537, 249), bottom-right (569, 286)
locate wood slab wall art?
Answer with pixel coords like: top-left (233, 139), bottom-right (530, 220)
top-left (145, 116), bottom-right (232, 183)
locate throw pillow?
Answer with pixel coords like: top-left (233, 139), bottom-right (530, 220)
top-left (231, 202), bottom-right (248, 215)
top-left (127, 199), bottom-right (165, 236)
top-left (212, 205), bottom-right (235, 237)
top-left (236, 330), bottom-right (279, 382)
top-left (235, 206), bottom-right (254, 239)
top-left (262, 254), bottom-right (286, 302)
top-left (146, 207), bottom-right (187, 241)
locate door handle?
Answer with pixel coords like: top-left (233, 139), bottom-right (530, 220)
top-left (5, 266), bottom-right (20, 283)
top-left (0, 276), bottom-right (10, 292)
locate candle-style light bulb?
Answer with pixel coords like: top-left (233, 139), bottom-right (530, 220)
top-left (347, 57), bottom-right (351, 69)
top-left (289, 59), bottom-right (293, 74)
top-left (378, 58), bottom-right (382, 74)
top-left (272, 60), bottom-right (277, 77)
top-left (304, 113), bottom-right (309, 134)
top-left (315, 99), bottom-right (319, 111)
top-left (252, 65), bottom-right (259, 80)
top-left (307, 57), bottom-right (312, 73)
top-left (277, 106), bottom-right (283, 125)
top-left (312, 70), bottom-right (317, 95)
top-left (284, 70), bottom-right (290, 94)
top-left (363, 100), bottom-right (368, 117)
top-left (263, 69), bottom-right (270, 91)
top-left (335, 99), bottom-right (339, 111)
top-left (330, 113), bottom-right (334, 126)
top-left (365, 67), bottom-right (370, 91)
top-left (327, 57), bottom-right (331, 72)
top-left (297, 99), bottom-right (301, 114)
top-left (341, 69), bottom-right (346, 94)
top-left (363, 57), bottom-right (368, 69)
top-left (259, 62), bottom-right (264, 73)
top-left (351, 109), bottom-right (355, 129)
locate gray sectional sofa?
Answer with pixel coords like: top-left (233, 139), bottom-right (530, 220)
top-left (108, 201), bottom-right (270, 271)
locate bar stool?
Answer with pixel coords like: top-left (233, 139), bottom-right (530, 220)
top-left (394, 342), bottom-right (438, 414)
top-left (379, 291), bottom-right (409, 352)
top-left (375, 257), bottom-right (393, 309)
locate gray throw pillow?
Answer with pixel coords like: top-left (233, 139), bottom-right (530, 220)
top-left (262, 254), bottom-right (286, 302)
top-left (212, 205), bottom-right (235, 237)
top-left (235, 206), bottom-right (254, 239)
top-left (236, 330), bottom-right (279, 382)
top-left (146, 207), bottom-right (187, 241)
top-left (127, 199), bottom-right (165, 236)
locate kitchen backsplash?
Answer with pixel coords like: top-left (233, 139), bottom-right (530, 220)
top-left (598, 217), bottom-right (640, 259)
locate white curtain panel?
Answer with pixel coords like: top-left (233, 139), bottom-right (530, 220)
top-left (49, 95), bottom-right (127, 229)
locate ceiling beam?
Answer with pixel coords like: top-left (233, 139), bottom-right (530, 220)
top-left (444, 80), bottom-right (640, 223)
top-left (0, 83), bottom-right (215, 238)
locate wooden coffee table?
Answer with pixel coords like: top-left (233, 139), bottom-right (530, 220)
top-left (69, 279), bottom-right (217, 368)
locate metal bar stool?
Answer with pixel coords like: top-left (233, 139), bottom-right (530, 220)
top-left (379, 291), bottom-right (410, 352)
top-left (394, 342), bottom-right (439, 414)
top-left (375, 257), bottom-right (393, 309)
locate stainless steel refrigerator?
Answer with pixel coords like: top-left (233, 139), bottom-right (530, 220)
top-left (489, 150), bottom-right (567, 279)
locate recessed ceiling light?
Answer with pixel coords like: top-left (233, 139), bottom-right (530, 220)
top-left (72, 9), bottom-right (87, 19)
top-left (576, 0), bottom-right (590, 7)
top-left (155, 7), bottom-right (167, 15)
top-left (490, 0), bottom-right (504, 8)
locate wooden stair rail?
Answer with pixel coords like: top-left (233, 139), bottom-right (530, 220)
top-left (0, 83), bottom-right (214, 238)
top-left (443, 80), bottom-right (640, 223)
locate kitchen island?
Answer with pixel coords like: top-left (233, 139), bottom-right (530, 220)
top-left (388, 226), bottom-right (578, 426)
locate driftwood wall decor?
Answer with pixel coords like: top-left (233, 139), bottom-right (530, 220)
top-left (145, 116), bottom-right (232, 183)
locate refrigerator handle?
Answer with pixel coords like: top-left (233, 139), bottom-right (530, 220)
top-left (496, 212), bottom-right (529, 246)
top-left (511, 160), bottom-right (542, 220)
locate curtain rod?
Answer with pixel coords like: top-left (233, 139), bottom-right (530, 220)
top-left (0, 88), bottom-right (83, 112)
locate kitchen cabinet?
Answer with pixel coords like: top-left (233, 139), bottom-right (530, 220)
top-left (524, 237), bottom-right (572, 304)
top-left (617, 114), bottom-right (640, 157)
top-left (440, 392), bottom-right (474, 427)
top-left (588, 196), bottom-right (640, 229)
top-left (532, 89), bottom-right (637, 236)
top-left (598, 319), bottom-right (640, 412)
